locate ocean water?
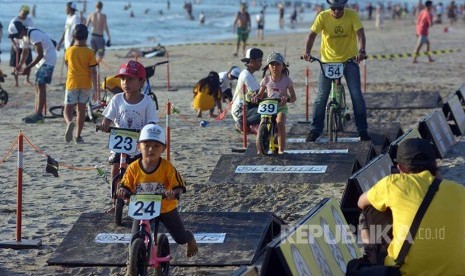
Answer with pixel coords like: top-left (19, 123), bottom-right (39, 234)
top-left (0, 0), bottom-right (318, 61)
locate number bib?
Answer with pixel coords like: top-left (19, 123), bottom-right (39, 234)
top-left (322, 63), bottom-right (344, 79)
top-left (108, 128), bottom-right (139, 154)
top-left (258, 99), bottom-right (279, 115)
top-left (128, 194), bottom-right (162, 220)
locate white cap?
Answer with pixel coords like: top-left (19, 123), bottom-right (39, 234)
top-left (138, 124), bottom-right (165, 145)
top-left (229, 66), bottom-right (241, 79)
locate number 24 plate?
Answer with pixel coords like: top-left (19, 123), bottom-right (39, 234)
top-left (128, 194), bottom-right (162, 220)
top-left (108, 128), bottom-right (139, 154)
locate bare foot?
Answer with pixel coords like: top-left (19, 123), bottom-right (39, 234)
top-left (25, 79), bottom-right (34, 86)
top-left (186, 233), bottom-right (198, 257)
top-left (412, 60), bottom-right (418, 64)
top-left (196, 111), bottom-right (202, 118)
top-left (105, 205), bottom-right (115, 214)
top-left (209, 113), bottom-right (217, 118)
top-left (428, 59), bottom-right (435, 63)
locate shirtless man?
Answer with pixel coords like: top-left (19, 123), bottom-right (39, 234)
top-left (232, 3), bottom-right (251, 57)
top-left (86, 1), bottom-right (111, 61)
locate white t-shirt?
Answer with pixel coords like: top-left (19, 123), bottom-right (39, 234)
top-left (218, 71), bottom-right (231, 93)
top-left (64, 14), bottom-right (81, 49)
top-left (102, 93), bottom-right (159, 129)
top-left (9, 16), bottom-right (33, 49)
top-left (231, 69), bottom-right (260, 121)
top-left (24, 28), bottom-right (57, 67)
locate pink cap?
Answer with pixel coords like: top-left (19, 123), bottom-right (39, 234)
top-left (115, 60), bottom-right (146, 79)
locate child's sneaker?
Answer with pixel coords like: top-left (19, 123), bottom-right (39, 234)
top-left (64, 122), bottom-right (75, 143)
top-left (23, 114), bottom-right (44, 124)
top-left (74, 136), bottom-right (84, 144)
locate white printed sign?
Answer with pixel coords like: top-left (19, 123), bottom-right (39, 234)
top-left (284, 149), bottom-right (349, 154)
top-left (235, 165), bottom-right (327, 174)
top-left (95, 233), bottom-right (226, 244)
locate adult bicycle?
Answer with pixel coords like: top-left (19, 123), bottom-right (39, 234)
top-left (305, 56), bottom-right (350, 141)
top-left (97, 125), bottom-right (140, 226)
top-left (126, 189), bottom-right (173, 276)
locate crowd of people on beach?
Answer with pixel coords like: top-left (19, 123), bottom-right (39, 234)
top-left (1, 0), bottom-right (465, 274)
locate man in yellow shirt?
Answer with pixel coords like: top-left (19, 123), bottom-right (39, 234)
top-left (302, 0), bottom-right (369, 141)
top-left (358, 138), bottom-right (465, 275)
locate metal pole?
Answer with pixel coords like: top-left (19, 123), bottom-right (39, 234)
top-left (242, 83), bottom-right (247, 148)
top-left (16, 131), bottom-right (23, 242)
top-left (305, 67), bottom-right (310, 122)
top-left (166, 101), bottom-right (171, 161)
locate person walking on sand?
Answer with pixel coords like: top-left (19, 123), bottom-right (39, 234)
top-left (413, 0), bottom-right (434, 63)
top-left (86, 1), bottom-right (111, 62)
top-left (232, 2), bottom-right (251, 57)
top-left (256, 9), bottom-right (265, 40)
top-left (9, 5), bottom-right (33, 87)
top-left (252, 52), bottom-right (297, 154)
top-left (302, 0), bottom-right (370, 142)
top-left (8, 21), bottom-right (57, 123)
top-left (63, 24), bottom-right (98, 144)
top-left (192, 71), bottom-right (222, 118)
top-left (57, 2), bottom-right (81, 52)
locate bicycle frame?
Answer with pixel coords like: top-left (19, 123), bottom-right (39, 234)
top-left (131, 217), bottom-right (172, 268)
top-left (311, 57), bottom-right (350, 141)
top-left (256, 98), bottom-right (280, 155)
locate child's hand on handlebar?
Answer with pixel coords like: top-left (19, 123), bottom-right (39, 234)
top-left (116, 186), bottom-right (130, 198)
top-left (165, 189), bottom-right (180, 200)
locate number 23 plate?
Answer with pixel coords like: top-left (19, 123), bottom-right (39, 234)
top-left (128, 194), bottom-right (162, 220)
top-left (108, 128), bottom-right (139, 154)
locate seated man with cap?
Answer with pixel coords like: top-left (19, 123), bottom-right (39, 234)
top-left (357, 138), bottom-right (465, 274)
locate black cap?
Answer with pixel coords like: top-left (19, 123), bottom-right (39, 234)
top-left (395, 138), bottom-right (437, 166)
top-left (241, 48), bottom-right (263, 62)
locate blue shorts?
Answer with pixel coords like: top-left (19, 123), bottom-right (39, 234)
top-left (35, 64), bottom-right (54, 85)
top-left (417, 35), bottom-right (429, 45)
top-left (65, 88), bottom-right (92, 105)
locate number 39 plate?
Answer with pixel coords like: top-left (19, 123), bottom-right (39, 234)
top-left (108, 128), bottom-right (139, 154)
top-left (322, 63), bottom-right (344, 79)
top-left (128, 194), bottom-right (162, 220)
top-left (258, 99), bottom-right (279, 115)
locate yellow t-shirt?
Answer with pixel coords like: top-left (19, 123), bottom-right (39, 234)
top-left (65, 45), bottom-right (98, 90)
top-left (367, 171), bottom-right (465, 275)
top-left (311, 9), bottom-right (363, 62)
top-left (121, 158), bottom-right (187, 214)
top-left (102, 76), bottom-right (122, 91)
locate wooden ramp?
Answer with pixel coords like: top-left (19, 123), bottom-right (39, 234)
top-left (47, 212), bottom-right (283, 267)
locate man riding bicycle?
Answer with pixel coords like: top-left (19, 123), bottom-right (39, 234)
top-left (302, 0), bottom-right (370, 142)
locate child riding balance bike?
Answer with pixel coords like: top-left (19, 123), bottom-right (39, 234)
top-left (117, 124), bottom-right (198, 274)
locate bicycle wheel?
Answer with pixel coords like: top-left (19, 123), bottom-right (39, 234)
top-left (112, 175), bottom-right (124, 226)
top-left (148, 92), bottom-right (159, 110)
top-left (155, 234), bottom-right (170, 276)
top-left (49, 106), bottom-right (64, 118)
top-left (127, 237), bottom-right (148, 276)
top-left (327, 106), bottom-right (339, 142)
top-left (256, 120), bottom-right (271, 155)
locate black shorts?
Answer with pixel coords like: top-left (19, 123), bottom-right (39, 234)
top-left (222, 88), bottom-right (233, 101)
top-left (10, 46), bottom-right (33, 67)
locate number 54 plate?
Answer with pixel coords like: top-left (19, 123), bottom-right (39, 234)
top-left (108, 128), bottom-right (139, 154)
top-left (128, 194), bottom-right (162, 220)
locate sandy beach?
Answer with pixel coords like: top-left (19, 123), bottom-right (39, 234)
top-left (0, 17), bottom-right (464, 275)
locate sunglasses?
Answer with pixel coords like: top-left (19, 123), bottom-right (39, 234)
top-left (331, 6), bottom-right (345, 11)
